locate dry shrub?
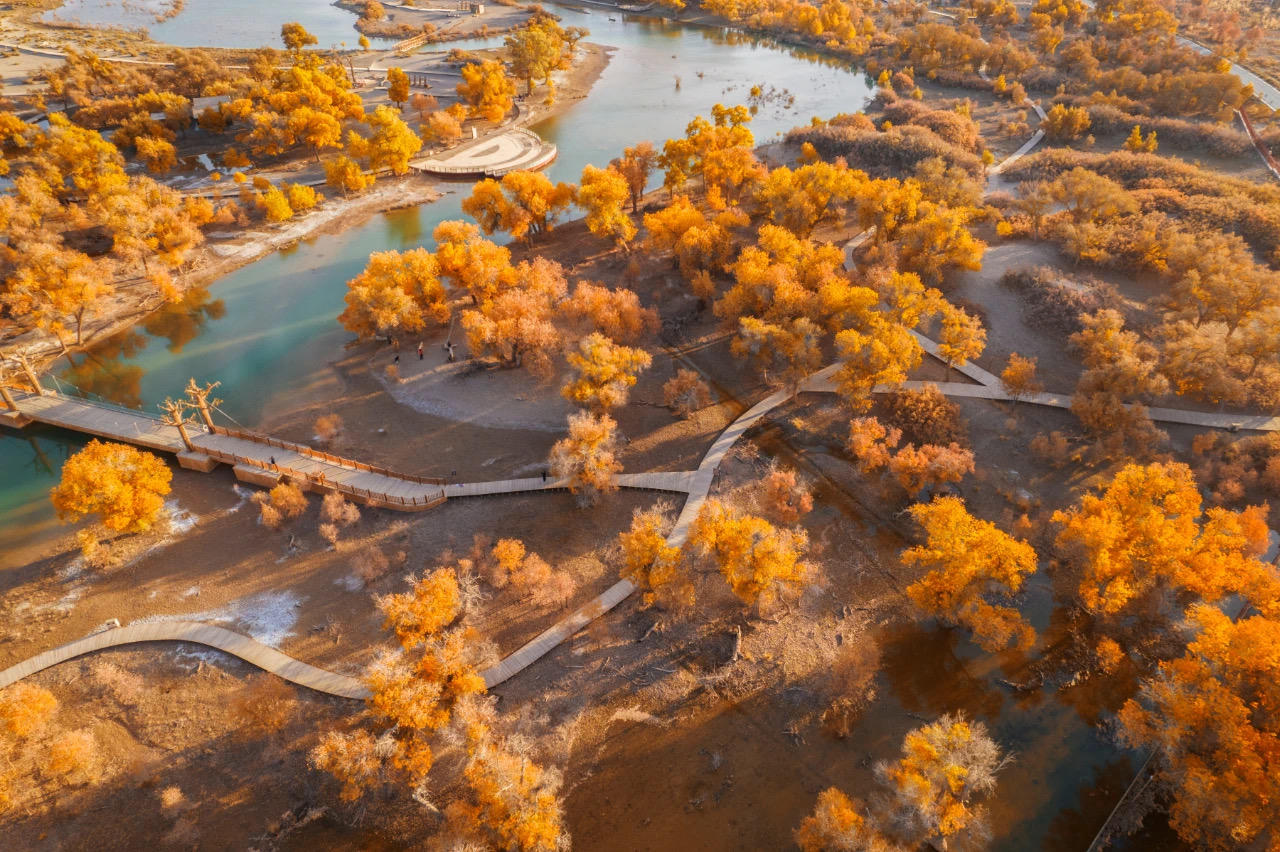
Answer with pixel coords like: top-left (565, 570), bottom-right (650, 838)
top-left (270, 480), bottom-right (308, 518)
top-left (319, 522), bottom-right (340, 545)
top-left (467, 533), bottom-right (495, 577)
top-left (47, 729), bottom-right (99, 784)
top-left (882, 98), bottom-right (982, 153)
top-left (1030, 430), bottom-right (1076, 468)
top-left (256, 500), bottom-right (283, 530)
top-left (1192, 431), bottom-right (1280, 506)
top-left (879, 385), bottom-right (968, 448)
top-left (530, 571), bottom-right (577, 609)
top-left (513, 552), bottom-right (552, 590)
top-left (354, 547), bottom-right (391, 585)
top-left (320, 492), bottom-right (360, 543)
top-left (0, 683), bottom-right (58, 739)
top-left (90, 661), bottom-right (143, 708)
top-left (663, 369), bottom-right (712, 418)
top-left (322, 492), bottom-right (361, 526)
top-left (999, 267), bottom-right (1119, 336)
top-left (314, 413), bottom-right (343, 442)
top-left (233, 675), bottom-right (298, 737)
top-left (755, 466), bottom-right (814, 525)
top-left (253, 479), bottom-right (308, 529)
top-left (821, 639), bottom-right (881, 739)
top-left (75, 528), bottom-right (120, 570)
top-left (158, 785), bottom-right (186, 811)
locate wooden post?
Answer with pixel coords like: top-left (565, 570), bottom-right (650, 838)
top-left (184, 378), bottom-right (222, 430)
top-left (0, 382), bottom-right (15, 410)
top-left (159, 397), bottom-right (196, 452)
top-left (11, 353), bottom-right (43, 396)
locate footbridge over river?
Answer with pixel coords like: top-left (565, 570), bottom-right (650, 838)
top-left (0, 379), bottom-right (449, 513)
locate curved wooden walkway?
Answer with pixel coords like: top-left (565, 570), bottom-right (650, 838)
top-left (0, 621), bottom-right (369, 700)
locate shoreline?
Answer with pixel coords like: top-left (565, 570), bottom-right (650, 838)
top-left (4, 39), bottom-right (613, 374)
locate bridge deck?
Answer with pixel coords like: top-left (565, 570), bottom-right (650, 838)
top-left (8, 389), bottom-right (448, 510)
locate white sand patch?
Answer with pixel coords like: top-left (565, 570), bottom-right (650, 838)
top-left (335, 574), bottom-right (364, 592)
top-left (229, 484), bottom-right (255, 512)
top-left (384, 350), bottom-right (572, 431)
top-left (608, 706), bottom-right (667, 727)
top-left (15, 586), bottom-right (83, 617)
top-left (165, 500), bottom-right (198, 535)
top-left (138, 590), bottom-right (305, 647)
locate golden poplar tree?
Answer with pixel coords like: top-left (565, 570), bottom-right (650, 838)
top-left (51, 440), bottom-right (172, 536)
top-left (561, 332), bottom-right (652, 411)
top-left (902, 496), bottom-right (1038, 651)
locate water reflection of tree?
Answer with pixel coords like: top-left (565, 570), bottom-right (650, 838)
top-left (142, 285), bottom-right (225, 353)
top-left (61, 329), bottom-right (147, 408)
top-left (877, 621), bottom-right (1004, 720)
top-left (59, 285), bottom-right (225, 407)
top-left (7, 432), bottom-right (70, 477)
top-left (385, 206), bottom-right (424, 247)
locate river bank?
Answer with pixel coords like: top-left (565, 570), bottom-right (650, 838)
top-left (2, 39), bottom-right (612, 374)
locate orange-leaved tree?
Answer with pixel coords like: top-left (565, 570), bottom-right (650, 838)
top-left (460, 257), bottom-right (566, 377)
top-left (463, 170), bottom-right (576, 241)
top-left (578, 164), bottom-right (636, 248)
top-left (561, 332), bottom-right (652, 411)
top-left (1052, 462), bottom-right (1279, 621)
top-left (549, 410), bottom-right (622, 504)
top-left (902, 496), bottom-right (1038, 651)
top-left (1116, 604), bottom-right (1280, 852)
top-left (687, 498), bottom-right (808, 611)
top-left (456, 59), bottom-right (515, 123)
top-left (616, 507), bottom-right (691, 609)
top-left (310, 565), bottom-right (490, 802)
top-left (876, 713), bottom-right (1007, 850)
top-left (795, 788), bottom-right (894, 852)
top-left (51, 439), bottom-right (172, 537)
top-left (338, 248), bottom-right (450, 340)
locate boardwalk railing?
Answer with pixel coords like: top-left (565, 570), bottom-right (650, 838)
top-left (1239, 110), bottom-right (1280, 180)
top-left (28, 384), bottom-right (175, 425)
top-left (206, 425), bottom-right (445, 485)
top-left (199, 446), bottom-right (447, 509)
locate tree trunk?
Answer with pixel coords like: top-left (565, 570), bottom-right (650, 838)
top-left (728, 625), bottom-right (742, 665)
top-left (175, 421), bottom-right (194, 452)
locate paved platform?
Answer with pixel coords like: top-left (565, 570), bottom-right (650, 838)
top-left (411, 127), bottom-right (557, 177)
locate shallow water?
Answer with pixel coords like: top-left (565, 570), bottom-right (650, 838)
top-left (44, 0), bottom-right (393, 49)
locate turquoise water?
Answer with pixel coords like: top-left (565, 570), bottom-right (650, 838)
top-left (45, 0), bottom-right (393, 49)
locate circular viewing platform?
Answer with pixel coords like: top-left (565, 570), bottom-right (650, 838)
top-left (411, 128), bottom-right (557, 178)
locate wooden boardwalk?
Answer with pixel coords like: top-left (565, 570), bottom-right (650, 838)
top-left (0, 621), bottom-right (369, 700)
top-left (5, 388), bottom-right (448, 511)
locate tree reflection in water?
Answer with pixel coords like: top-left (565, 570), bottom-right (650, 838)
top-left (57, 285), bottom-right (225, 408)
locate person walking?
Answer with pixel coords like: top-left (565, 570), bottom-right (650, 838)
top-left (541, 469), bottom-right (547, 483)
top-left (417, 342), bottom-right (424, 360)
top-left (394, 353), bottom-right (400, 364)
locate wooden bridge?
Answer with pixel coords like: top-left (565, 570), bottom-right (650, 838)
top-left (0, 384), bottom-right (448, 513)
